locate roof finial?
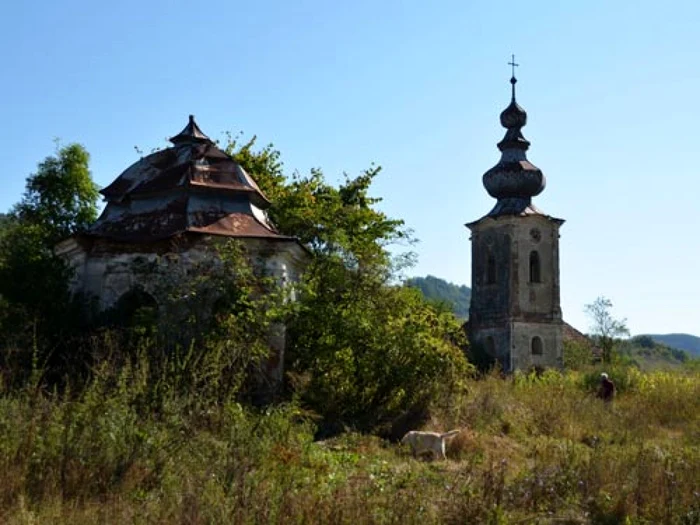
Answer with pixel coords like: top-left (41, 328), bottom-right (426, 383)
top-left (169, 114), bottom-right (214, 145)
top-left (508, 54), bottom-right (519, 101)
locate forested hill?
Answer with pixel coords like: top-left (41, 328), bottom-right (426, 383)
top-left (405, 275), bottom-right (471, 318)
top-left (645, 334), bottom-right (700, 356)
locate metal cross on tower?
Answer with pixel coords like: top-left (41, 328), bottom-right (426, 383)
top-left (508, 54), bottom-right (519, 78)
top-left (508, 54), bottom-right (519, 100)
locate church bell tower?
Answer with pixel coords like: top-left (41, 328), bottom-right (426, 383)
top-left (467, 62), bottom-right (564, 372)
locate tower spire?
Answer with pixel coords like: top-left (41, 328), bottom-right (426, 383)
top-left (508, 54), bottom-right (519, 102)
top-left (481, 61), bottom-right (546, 216)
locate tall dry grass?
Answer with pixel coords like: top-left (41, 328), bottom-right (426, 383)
top-left (0, 359), bottom-right (698, 524)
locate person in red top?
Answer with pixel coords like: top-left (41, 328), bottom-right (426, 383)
top-left (597, 372), bottom-right (616, 402)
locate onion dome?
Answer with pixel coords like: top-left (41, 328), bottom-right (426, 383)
top-left (482, 74), bottom-right (546, 216)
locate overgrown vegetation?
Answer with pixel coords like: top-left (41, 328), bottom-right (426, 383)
top-left (0, 364), bottom-right (697, 523)
top-left (0, 143), bottom-right (98, 385)
top-left (226, 135), bottom-right (471, 432)
top-left (1, 138), bottom-right (699, 523)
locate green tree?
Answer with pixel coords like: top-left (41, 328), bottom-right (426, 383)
top-left (0, 213), bottom-right (10, 237)
top-left (227, 135), bottom-right (471, 430)
top-left (0, 143), bottom-right (98, 346)
top-left (289, 257), bottom-right (470, 431)
top-left (226, 134), bottom-right (407, 266)
top-left (13, 143), bottom-right (99, 244)
top-left (584, 296), bottom-right (630, 364)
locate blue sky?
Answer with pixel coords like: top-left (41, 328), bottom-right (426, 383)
top-left (2, 0), bottom-right (698, 335)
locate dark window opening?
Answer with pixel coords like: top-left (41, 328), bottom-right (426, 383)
top-left (114, 288), bottom-right (158, 329)
top-left (529, 251), bottom-right (541, 283)
top-left (487, 254), bottom-right (496, 285)
top-left (531, 336), bottom-right (543, 356)
top-left (485, 336), bottom-right (496, 356)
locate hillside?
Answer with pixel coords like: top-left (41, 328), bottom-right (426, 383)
top-left (405, 275), bottom-right (471, 318)
top-left (617, 335), bottom-right (696, 371)
top-left (644, 333), bottom-right (700, 356)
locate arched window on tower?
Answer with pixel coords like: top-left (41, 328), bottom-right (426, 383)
top-left (531, 336), bottom-right (543, 356)
top-left (529, 251), bottom-right (541, 283)
top-left (486, 254), bottom-right (496, 285)
top-left (485, 336), bottom-right (496, 356)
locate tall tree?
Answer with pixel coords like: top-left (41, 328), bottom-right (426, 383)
top-left (0, 143), bottom-right (98, 341)
top-left (13, 142), bottom-right (99, 244)
top-left (584, 296), bottom-right (630, 364)
top-left (227, 134), bottom-right (407, 267)
top-left (227, 135), bottom-right (471, 431)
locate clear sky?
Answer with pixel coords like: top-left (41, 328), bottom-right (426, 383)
top-left (2, 0), bottom-right (698, 336)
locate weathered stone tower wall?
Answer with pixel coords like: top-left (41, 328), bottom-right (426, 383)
top-left (467, 73), bottom-right (564, 372)
top-left (469, 215), bottom-right (563, 371)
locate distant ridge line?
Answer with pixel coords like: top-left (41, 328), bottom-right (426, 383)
top-left (643, 333), bottom-right (700, 356)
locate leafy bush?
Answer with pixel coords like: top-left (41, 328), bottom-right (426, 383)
top-left (563, 338), bottom-right (594, 370)
top-left (288, 262), bottom-right (471, 433)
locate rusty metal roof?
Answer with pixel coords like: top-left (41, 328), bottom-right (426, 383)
top-left (188, 212), bottom-right (289, 238)
top-left (90, 116), bottom-right (294, 243)
top-left (101, 139), bottom-right (269, 205)
top-left (89, 196), bottom-right (294, 242)
top-left (563, 322), bottom-right (590, 345)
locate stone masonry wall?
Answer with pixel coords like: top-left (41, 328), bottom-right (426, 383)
top-left (55, 234), bottom-right (308, 385)
top-left (468, 213), bottom-right (563, 371)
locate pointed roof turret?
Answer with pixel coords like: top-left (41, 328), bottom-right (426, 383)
top-left (91, 115), bottom-right (297, 243)
top-left (169, 114), bottom-right (214, 145)
top-left (482, 57), bottom-right (546, 217)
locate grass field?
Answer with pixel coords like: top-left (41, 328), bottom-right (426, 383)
top-left (0, 365), bottom-right (698, 524)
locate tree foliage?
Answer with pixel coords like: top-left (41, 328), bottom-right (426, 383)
top-left (290, 259), bottom-right (470, 431)
top-left (0, 143), bottom-right (98, 347)
top-left (2, 133), bottom-right (471, 430)
top-left (227, 134), bottom-right (407, 267)
top-left (562, 339), bottom-right (593, 370)
top-left (584, 296), bottom-right (630, 364)
top-left (13, 143), bottom-right (99, 244)
top-left (227, 135), bottom-right (471, 431)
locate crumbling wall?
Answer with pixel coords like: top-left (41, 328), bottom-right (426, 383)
top-left (56, 234), bottom-right (309, 385)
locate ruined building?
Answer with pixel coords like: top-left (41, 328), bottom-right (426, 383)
top-left (56, 116), bottom-right (309, 376)
top-left (466, 73), bottom-right (564, 372)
